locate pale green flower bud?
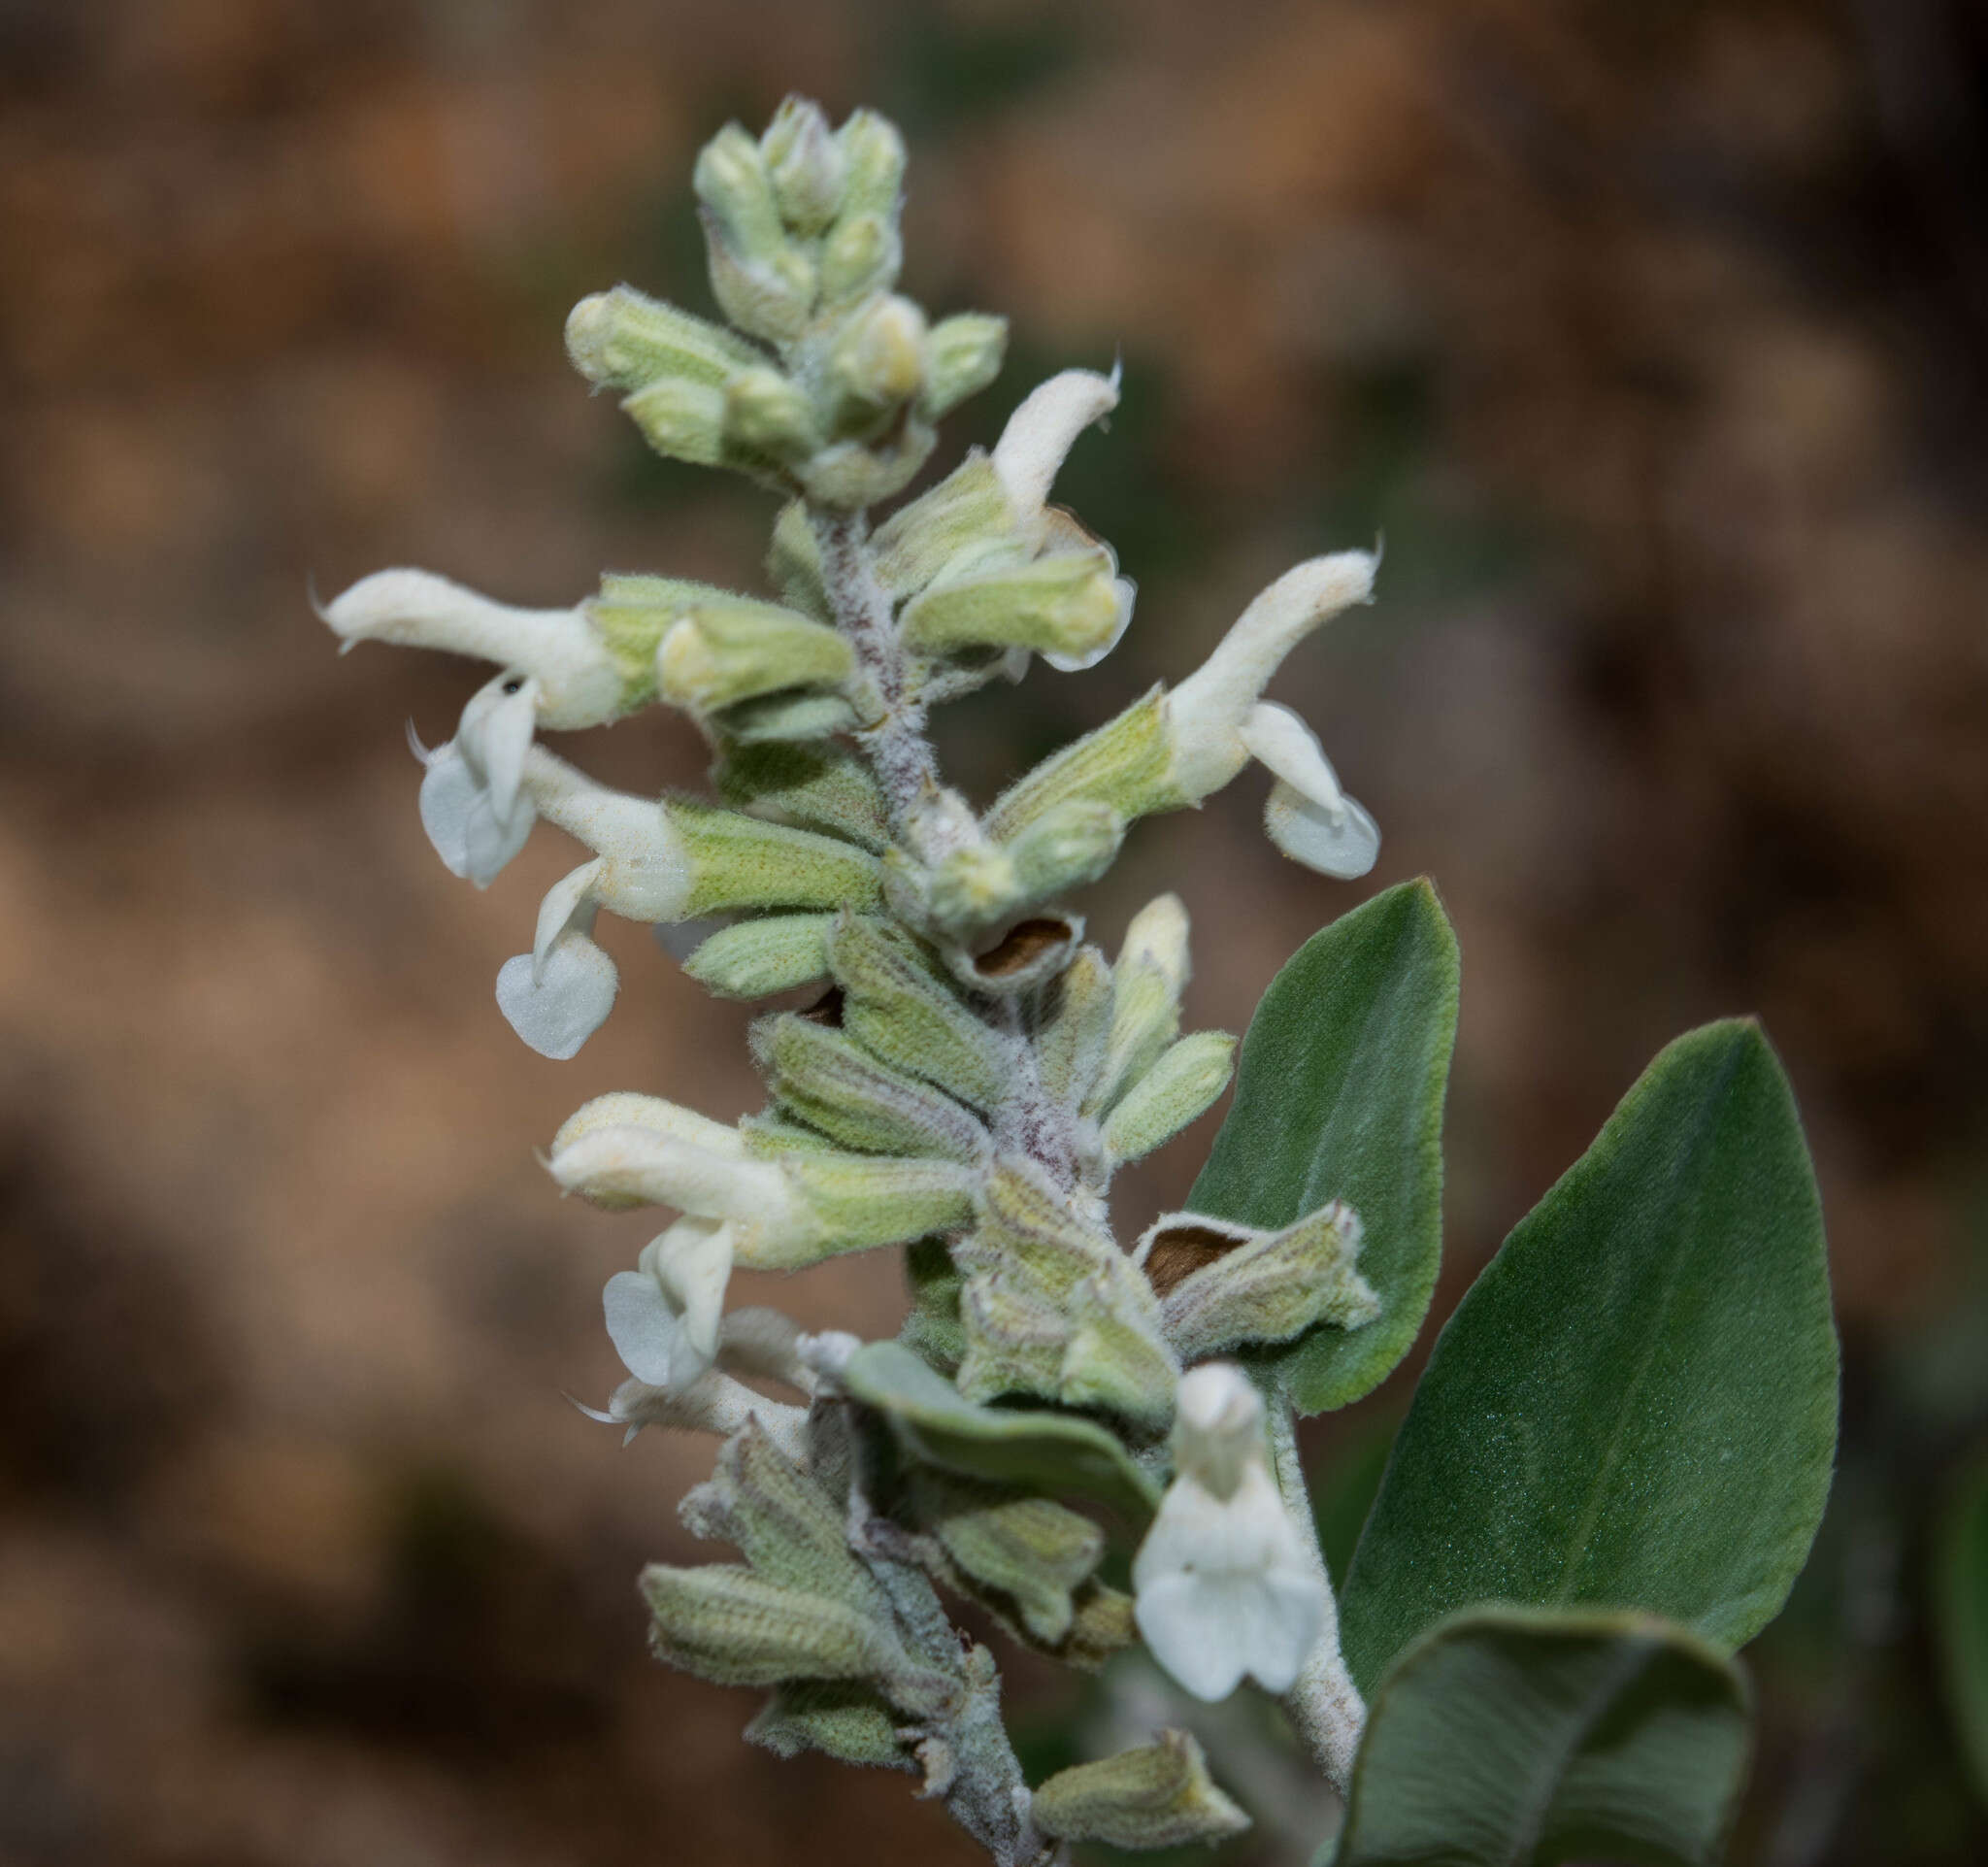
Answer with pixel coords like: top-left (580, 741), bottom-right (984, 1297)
top-left (775, 1151), bottom-right (979, 1262)
top-left (1140, 1202), bottom-right (1378, 1361)
top-left (714, 742), bottom-right (889, 852)
top-left (681, 1421), bottom-right (891, 1617)
top-left (716, 687), bottom-right (863, 745)
top-left (589, 573), bottom-right (727, 707)
top-left (869, 452), bottom-right (1020, 599)
top-left (320, 569), bottom-right (623, 729)
top-left (1032, 1732), bottom-right (1250, 1850)
top-left (563, 284), bottom-right (765, 394)
top-left (766, 501), bottom-right (831, 619)
top-left (1087, 894), bottom-right (1191, 1117)
top-left (723, 366), bottom-right (824, 463)
top-left (655, 597), bottom-right (854, 714)
top-left (746, 1683), bottom-right (911, 1770)
top-left (797, 420), bottom-right (938, 511)
top-left (1005, 798), bottom-right (1125, 907)
top-left (918, 314), bottom-right (1008, 421)
top-left (817, 210), bottom-right (902, 308)
top-left (760, 96), bottom-right (845, 233)
top-left (981, 686), bottom-right (1176, 844)
top-left (641, 1564), bottom-right (893, 1687)
top-left (828, 916), bottom-right (1010, 1111)
top-left (695, 123), bottom-right (791, 265)
top-left (905, 1471), bottom-right (1105, 1644)
top-left (1031, 946), bottom-right (1114, 1112)
top-left (1099, 1029), bottom-right (1236, 1165)
top-left (521, 750), bottom-right (882, 922)
top-left (754, 1013), bottom-right (991, 1164)
top-left (681, 915), bottom-right (835, 1000)
top-left (834, 109), bottom-right (906, 227)
top-left (705, 235), bottom-right (817, 345)
top-left (921, 844), bottom-right (1021, 939)
top-left (827, 295), bottom-right (929, 436)
top-left (899, 547), bottom-right (1125, 662)
top-left (621, 376), bottom-right (728, 466)
top-left (954, 1159), bottom-right (1176, 1428)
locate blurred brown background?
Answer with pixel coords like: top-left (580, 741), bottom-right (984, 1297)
top-left (5, 1), bottom-right (1988, 1862)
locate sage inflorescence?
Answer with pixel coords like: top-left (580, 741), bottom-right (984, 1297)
top-left (322, 93), bottom-right (1838, 1867)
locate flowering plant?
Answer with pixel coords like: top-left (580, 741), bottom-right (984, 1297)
top-left (322, 98), bottom-right (1838, 1865)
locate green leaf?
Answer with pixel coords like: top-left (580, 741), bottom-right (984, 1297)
top-left (843, 1340), bottom-right (1160, 1523)
top-left (1334, 1606), bottom-right (1751, 1867)
top-left (1187, 880), bottom-right (1458, 1413)
top-left (1934, 1446), bottom-right (1988, 1808)
top-left (1342, 1020), bottom-right (1839, 1692)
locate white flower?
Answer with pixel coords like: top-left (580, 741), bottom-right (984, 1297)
top-left (489, 750), bottom-right (697, 1057)
top-left (602, 1216), bottom-right (736, 1390)
top-left (1132, 1364), bottom-right (1327, 1702)
top-left (321, 567), bottom-right (623, 728)
top-left (1165, 554), bottom-right (1380, 879)
top-left (414, 672), bottom-right (540, 886)
top-left (991, 365), bottom-right (1138, 675)
top-left (547, 1122), bottom-right (815, 1264)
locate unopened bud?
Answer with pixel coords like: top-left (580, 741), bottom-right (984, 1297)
top-left (829, 916), bottom-right (1010, 1111)
top-left (982, 685), bottom-right (1175, 844)
top-left (694, 124), bottom-right (790, 265)
top-left (656, 597), bottom-right (853, 714)
top-left (1006, 799), bottom-right (1125, 908)
top-left (1099, 1029), bottom-right (1235, 1164)
top-left (899, 548), bottom-right (1123, 662)
top-left (870, 452), bottom-right (1020, 599)
top-left (778, 1150), bottom-right (979, 1261)
top-left (681, 915), bottom-right (835, 1000)
top-left (827, 295), bottom-right (928, 436)
top-left (818, 210), bottom-right (901, 307)
top-left (714, 741), bottom-right (889, 851)
top-left (564, 284), bottom-right (764, 393)
top-left (761, 96), bottom-right (845, 233)
top-left (642, 1563), bottom-right (889, 1687)
top-left (919, 313), bottom-right (1008, 420)
top-left (723, 367), bottom-right (823, 463)
top-left (701, 217), bottom-right (815, 345)
top-left (621, 376), bottom-right (727, 466)
top-left (669, 798), bottom-right (883, 917)
top-left (907, 1472), bottom-right (1105, 1644)
top-left (754, 1013), bottom-right (990, 1164)
top-left (1033, 945), bottom-right (1113, 1112)
top-left (834, 109), bottom-right (906, 225)
top-left (1032, 1732), bottom-right (1249, 1850)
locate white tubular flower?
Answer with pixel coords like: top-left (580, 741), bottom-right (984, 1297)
top-left (547, 1124), bottom-right (815, 1264)
top-left (490, 750), bottom-right (698, 1056)
top-left (992, 365), bottom-right (1120, 526)
top-left (603, 1216), bottom-right (736, 1390)
top-left (1239, 702), bottom-right (1380, 879)
top-left (1165, 553), bottom-right (1380, 878)
top-left (495, 861), bottom-right (618, 1058)
top-left (1132, 1363), bottom-right (1327, 1702)
top-left (414, 672), bottom-right (541, 886)
top-left (322, 568), bottom-right (623, 728)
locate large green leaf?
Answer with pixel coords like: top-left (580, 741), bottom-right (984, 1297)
top-left (1334, 1606), bottom-right (1751, 1867)
top-left (1342, 1020), bottom-right (1838, 1691)
top-left (1187, 880), bottom-right (1459, 1414)
top-left (1934, 1447), bottom-right (1988, 1808)
top-left (843, 1341), bottom-right (1161, 1523)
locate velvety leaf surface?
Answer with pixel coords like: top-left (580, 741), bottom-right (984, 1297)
top-left (1334, 1606), bottom-right (1751, 1867)
top-left (1342, 1020), bottom-right (1838, 1690)
top-left (1187, 880), bottom-right (1459, 1414)
top-left (1935, 1448), bottom-right (1988, 1808)
top-left (843, 1341), bottom-right (1160, 1522)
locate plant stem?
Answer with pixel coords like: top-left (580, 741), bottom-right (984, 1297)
top-left (1267, 1402), bottom-right (1367, 1797)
